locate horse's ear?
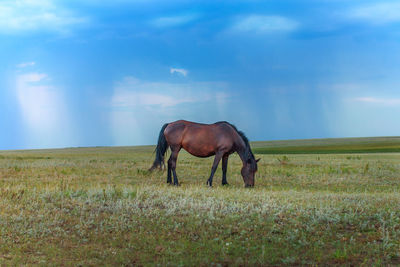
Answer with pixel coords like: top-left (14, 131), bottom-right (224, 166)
top-left (256, 158), bottom-right (261, 163)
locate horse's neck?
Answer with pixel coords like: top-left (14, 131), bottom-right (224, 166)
top-left (235, 143), bottom-right (248, 165)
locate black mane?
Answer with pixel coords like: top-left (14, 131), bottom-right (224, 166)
top-left (216, 121), bottom-right (257, 170)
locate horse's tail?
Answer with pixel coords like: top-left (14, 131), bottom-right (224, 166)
top-left (149, 123), bottom-right (169, 171)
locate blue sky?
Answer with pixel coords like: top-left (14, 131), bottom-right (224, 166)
top-left (1, 0), bottom-right (400, 149)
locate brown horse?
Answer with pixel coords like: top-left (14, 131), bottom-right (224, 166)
top-left (149, 120), bottom-right (259, 187)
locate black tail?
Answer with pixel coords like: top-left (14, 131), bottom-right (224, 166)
top-left (149, 123), bottom-right (169, 171)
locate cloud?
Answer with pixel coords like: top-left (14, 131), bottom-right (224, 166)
top-left (111, 77), bottom-right (226, 108)
top-left (16, 62), bottom-right (36, 68)
top-left (0, 0), bottom-right (87, 34)
top-left (348, 2), bottom-right (400, 24)
top-left (354, 97), bottom-right (400, 106)
top-left (110, 76), bottom-right (229, 145)
top-left (170, 68), bottom-right (188, 77)
top-left (15, 71), bottom-right (74, 148)
top-left (112, 91), bottom-right (196, 108)
top-left (150, 14), bottom-right (198, 28)
top-left (232, 15), bottom-right (299, 34)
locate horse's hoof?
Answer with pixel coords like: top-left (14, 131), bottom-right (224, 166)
top-left (222, 183), bottom-right (229, 186)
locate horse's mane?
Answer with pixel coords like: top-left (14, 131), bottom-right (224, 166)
top-left (216, 121), bottom-right (257, 170)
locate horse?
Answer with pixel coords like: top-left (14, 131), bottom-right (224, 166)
top-left (149, 120), bottom-right (260, 187)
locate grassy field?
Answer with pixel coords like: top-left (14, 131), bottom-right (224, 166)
top-left (1, 138), bottom-right (400, 265)
top-left (252, 136), bottom-right (400, 154)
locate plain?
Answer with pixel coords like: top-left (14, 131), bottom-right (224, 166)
top-left (0, 137), bottom-right (400, 265)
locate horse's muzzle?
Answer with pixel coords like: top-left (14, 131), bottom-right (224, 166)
top-left (245, 184), bottom-right (254, 188)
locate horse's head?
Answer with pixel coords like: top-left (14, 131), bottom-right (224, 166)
top-left (241, 157), bottom-right (260, 187)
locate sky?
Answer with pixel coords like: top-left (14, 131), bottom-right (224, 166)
top-left (1, 0), bottom-right (400, 149)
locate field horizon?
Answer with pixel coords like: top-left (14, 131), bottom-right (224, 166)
top-left (2, 135), bottom-right (400, 154)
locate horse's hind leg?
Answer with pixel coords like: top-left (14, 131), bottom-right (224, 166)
top-left (222, 154), bottom-right (229, 186)
top-left (168, 146), bottom-right (181, 186)
top-left (167, 152), bottom-right (172, 184)
top-left (207, 152), bottom-right (223, 187)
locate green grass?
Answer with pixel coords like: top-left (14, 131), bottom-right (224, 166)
top-left (252, 136), bottom-right (400, 154)
top-left (1, 138), bottom-right (400, 265)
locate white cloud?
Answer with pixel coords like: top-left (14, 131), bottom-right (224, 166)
top-left (110, 76), bottom-right (229, 145)
top-left (348, 2), bottom-right (400, 24)
top-left (232, 15), bottom-right (299, 34)
top-left (16, 62), bottom-right (36, 68)
top-left (113, 91), bottom-right (195, 108)
top-left (111, 77), bottom-right (226, 108)
top-left (0, 0), bottom-right (87, 34)
top-left (15, 71), bottom-right (75, 148)
top-left (354, 97), bottom-right (400, 106)
top-left (170, 68), bottom-right (188, 77)
top-left (150, 14), bottom-right (198, 28)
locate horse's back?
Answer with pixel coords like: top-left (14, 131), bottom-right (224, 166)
top-left (164, 120), bottom-right (237, 157)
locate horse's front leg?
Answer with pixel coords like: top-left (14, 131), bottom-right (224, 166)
top-left (207, 152), bottom-right (223, 187)
top-left (222, 154), bottom-right (229, 186)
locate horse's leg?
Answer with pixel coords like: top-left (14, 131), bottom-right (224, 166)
top-left (207, 152), bottom-right (223, 187)
top-left (167, 153), bottom-right (172, 184)
top-left (168, 146), bottom-right (181, 186)
top-left (222, 154), bottom-right (229, 186)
